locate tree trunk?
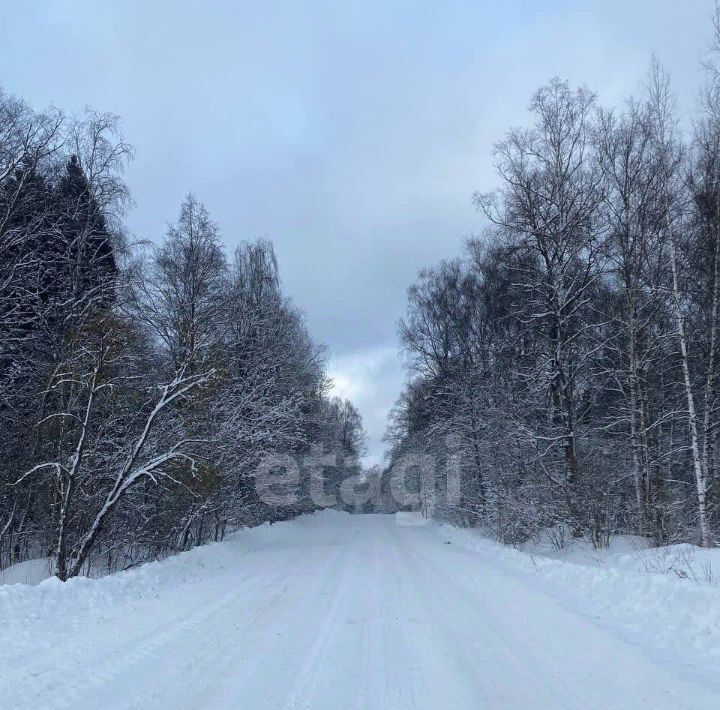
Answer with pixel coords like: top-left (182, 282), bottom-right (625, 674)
top-left (667, 218), bottom-right (713, 546)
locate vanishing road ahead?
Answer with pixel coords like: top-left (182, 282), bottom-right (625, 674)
top-left (3, 511), bottom-right (719, 709)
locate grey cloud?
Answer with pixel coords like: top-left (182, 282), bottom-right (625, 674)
top-left (0, 0), bottom-right (710, 464)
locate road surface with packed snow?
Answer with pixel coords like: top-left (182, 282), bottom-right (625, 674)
top-left (2, 511), bottom-right (720, 709)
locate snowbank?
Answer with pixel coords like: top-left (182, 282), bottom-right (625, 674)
top-left (0, 558), bottom-right (53, 586)
top-left (433, 521), bottom-right (720, 671)
top-left (516, 528), bottom-right (719, 584)
top-left (0, 513), bottom-right (329, 635)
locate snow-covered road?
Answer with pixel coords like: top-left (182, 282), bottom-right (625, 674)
top-left (3, 511), bottom-right (720, 709)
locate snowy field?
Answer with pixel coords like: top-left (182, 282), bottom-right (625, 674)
top-left (2, 511), bottom-right (720, 709)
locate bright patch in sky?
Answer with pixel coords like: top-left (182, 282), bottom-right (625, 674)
top-left (328, 346), bottom-right (404, 467)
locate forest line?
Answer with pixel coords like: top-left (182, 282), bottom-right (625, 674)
top-left (387, 23), bottom-right (720, 548)
top-left (0, 95), bottom-right (366, 579)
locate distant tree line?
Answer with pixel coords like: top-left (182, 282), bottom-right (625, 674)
top-left (387, 21), bottom-right (720, 548)
top-left (0, 89), bottom-right (365, 579)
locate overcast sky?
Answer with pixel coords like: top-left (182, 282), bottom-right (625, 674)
top-left (1, 0), bottom-right (712, 465)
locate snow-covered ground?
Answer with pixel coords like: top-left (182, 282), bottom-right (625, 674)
top-left (0, 557), bottom-right (52, 586)
top-left (2, 511), bottom-right (720, 709)
top-left (517, 527), bottom-right (720, 582)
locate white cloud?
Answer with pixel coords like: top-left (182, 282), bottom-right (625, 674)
top-left (327, 346), bottom-right (405, 468)
top-left (2, 0), bottom-right (710, 473)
